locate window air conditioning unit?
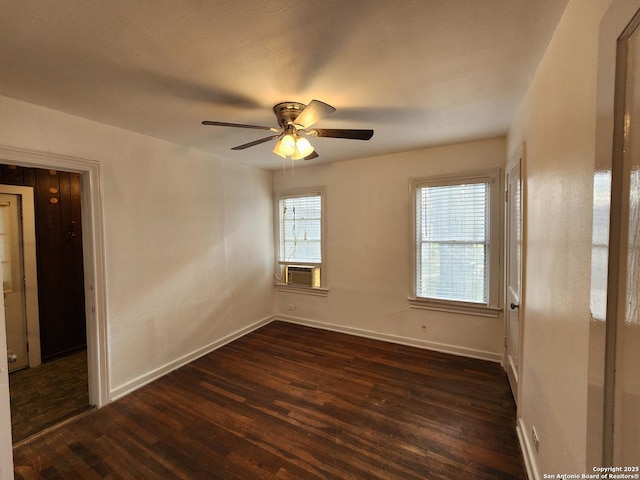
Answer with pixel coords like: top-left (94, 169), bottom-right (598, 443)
top-left (286, 265), bottom-right (314, 287)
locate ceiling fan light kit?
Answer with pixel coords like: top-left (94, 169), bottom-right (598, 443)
top-left (202, 99), bottom-right (374, 161)
top-left (291, 136), bottom-right (314, 159)
top-left (272, 133), bottom-right (295, 158)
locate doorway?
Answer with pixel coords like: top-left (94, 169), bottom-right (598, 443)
top-left (1, 166), bottom-right (88, 361)
top-left (0, 144), bottom-right (109, 476)
top-left (0, 165), bottom-right (91, 442)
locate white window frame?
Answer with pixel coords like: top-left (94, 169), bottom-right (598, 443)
top-left (274, 186), bottom-right (328, 296)
top-left (409, 168), bottom-right (502, 317)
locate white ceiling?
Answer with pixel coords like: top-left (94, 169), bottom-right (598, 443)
top-left (0, 0), bottom-right (569, 170)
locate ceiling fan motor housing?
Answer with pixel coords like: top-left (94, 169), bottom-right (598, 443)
top-left (273, 102), bottom-right (307, 128)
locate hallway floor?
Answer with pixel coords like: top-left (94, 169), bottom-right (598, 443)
top-left (9, 350), bottom-right (91, 443)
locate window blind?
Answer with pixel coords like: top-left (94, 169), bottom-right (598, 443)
top-left (416, 182), bottom-right (490, 304)
top-left (279, 195), bottom-right (322, 264)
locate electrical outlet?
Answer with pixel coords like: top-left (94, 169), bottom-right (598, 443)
top-left (532, 427), bottom-right (540, 452)
top-left (287, 304), bottom-right (297, 312)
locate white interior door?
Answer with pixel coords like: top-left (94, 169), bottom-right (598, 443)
top-left (0, 194), bottom-right (27, 373)
top-left (505, 151), bottom-right (523, 402)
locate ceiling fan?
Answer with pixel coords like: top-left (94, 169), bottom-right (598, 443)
top-left (202, 100), bottom-right (374, 160)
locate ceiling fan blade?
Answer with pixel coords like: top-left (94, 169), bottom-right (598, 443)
top-left (293, 100), bottom-right (336, 129)
top-left (304, 151), bottom-right (319, 161)
top-left (231, 135), bottom-right (279, 150)
top-left (310, 128), bottom-right (374, 140)
top-left (202, 120), bottom-right (278, 131)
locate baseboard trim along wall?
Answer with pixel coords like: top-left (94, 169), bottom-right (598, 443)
top-left (517, 417), bottom-right (537, 480)
top-left (109, 315), bottom-right (273, 401)
top-left (110, 313), bottom-right (503, 403)
top-left (274, 314), bottom-right (503, 363)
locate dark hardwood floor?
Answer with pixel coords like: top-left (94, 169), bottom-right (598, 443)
top-left (13, 321), bottom-right (526, 479)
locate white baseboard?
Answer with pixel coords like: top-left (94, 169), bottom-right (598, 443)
top-left (109, 315), bottom-right (273, 401)
top-left (517, 417), bottom-right (538, 480)
top-left (110, 313), bottom-right (502, 402)
top-left (273, 314), bottom-right (503, 363)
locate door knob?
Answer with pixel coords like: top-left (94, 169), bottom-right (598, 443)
top-left (7, 352), bottom-right (18, 363)
top-left (510, 303), bottom-right (520, 310)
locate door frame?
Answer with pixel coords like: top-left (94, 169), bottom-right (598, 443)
top-left (593, 0), bottom-right (640, 467)
top-left (0, 185), bottom-right (41, 369)
top-left (0, 145), bottom-right (110, 406)
top-left (603, 3), bottom-right (640, 464)
top-left (504, 143), bottom-right (525, 403)
top-left (0, 145), bottom-right (109, 477)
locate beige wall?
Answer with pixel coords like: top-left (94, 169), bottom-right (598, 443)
top-left (0, 94), bottom-right (275, 397)
top-left (273, 137), bottom-right (506, 361)
top-left (0, 0), bottom-right (627, 475)
top-left (507, 0), bottom-right (612, 475)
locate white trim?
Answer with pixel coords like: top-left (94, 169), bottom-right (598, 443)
top-left (274, 187), bottom-right (325, 200)
top-left (517, 417), bottom-right (537, 480)
top-left (411, 168), bottom-right (500, 188)
top-left (110, 311), bottom-right (502, 401)
top-left (409, 167), bottom-right (502, 312)
top-left (0, 145), bottom-right (109, 407)
top-left (504, 143), bottom-right (525, 406)
top-left (110, 315), bottom-right (273, 401)
top-left (274, 314), bottom-right (503, 363)
top-left (273, 186), bottom-right (327, 287)
top-left (275, 283), bottom-right (329, 297)
top-left (408, 296), bottom-right (501, 318)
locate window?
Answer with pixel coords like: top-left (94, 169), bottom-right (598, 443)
top-left (275, 188), bottom-right (326, 294)
top-left (410, 169), bottom-right (501, 316)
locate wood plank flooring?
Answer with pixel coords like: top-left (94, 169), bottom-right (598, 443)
top-left (10, 350), bottom-right (91, 443)
top-left (13, 321), bottom-right (526, 479)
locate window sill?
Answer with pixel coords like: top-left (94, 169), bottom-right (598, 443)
top-left (275, 283), bottom-right (329, 297)
top-left (408, 297), bottom-right (502, 318)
